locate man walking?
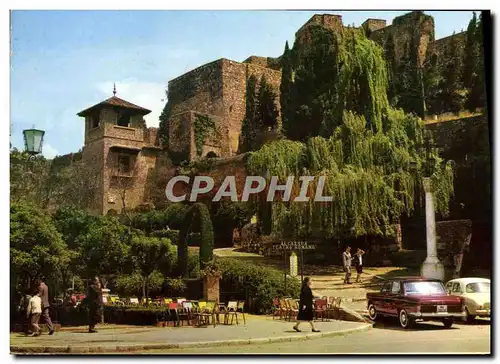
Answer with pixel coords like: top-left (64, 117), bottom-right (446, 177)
top-left (342, 246), bottom-right (352, 284)
top-left (87, 276), bottom-right (103, 333)
top-left (38, 278), bottom-right (54, 335)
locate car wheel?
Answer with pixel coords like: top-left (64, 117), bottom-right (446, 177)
top-left (399, 309), bottom-right (413, 329)
top-left (443, 318), bottom-right (453, 328)
top-left (368, 303), bottom-right (378, 321)
top-left (463, 307), bottom-right (476, 324)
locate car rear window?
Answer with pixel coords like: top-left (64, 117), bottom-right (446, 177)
top-left (404, 281), bottom-right (446, 295)
top-left (465, 282), bottom-right (490, 293)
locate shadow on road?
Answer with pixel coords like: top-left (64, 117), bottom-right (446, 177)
top-left (372, 317), bottom-right (460, 331)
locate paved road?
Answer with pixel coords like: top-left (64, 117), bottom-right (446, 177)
top-left (143, 318), bottom-right (491, 354)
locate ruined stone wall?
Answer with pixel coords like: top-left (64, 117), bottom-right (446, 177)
top-left (81, 139), bottom-right (105, 214)
top-left (370, 11), bottom-right (435, 67)
top-left (220, 60), bottom-right (247, 156)
top-left (362, 18), bottom-right (387, 33)
top-left (167, 60), bottom-right (224, 117)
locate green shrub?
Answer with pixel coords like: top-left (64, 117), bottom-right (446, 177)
top-left (203, 258), bottom-right (300, 314)
top-left (187, 252), bottom-right (200, 278)
top-left (178, 203), bottom-right (214, 276)
top-left (389, 249), bottom-right (427, 268)
top-left (150, 229), bottom-right (179, 244)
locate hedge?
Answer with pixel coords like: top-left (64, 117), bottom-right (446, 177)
top-left (204, 258), bottom-right (300, 314)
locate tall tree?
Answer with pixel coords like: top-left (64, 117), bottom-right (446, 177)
top-left (257, 76), bottom-right (279, 129)
top-left (280, 41), bottom-right (294, 136)
top-left (466, 12), bottom-right (486, 111)
top-left (129, 237), bottom-right (174, 303)
top-left (10, 202), bottom-right (67, 294)
top-left (439, 32), bottom-right (466, 113)
top-left (462, 12), bottom-right (478, 89)
top-left (239, 75), bottom-right (259, 152)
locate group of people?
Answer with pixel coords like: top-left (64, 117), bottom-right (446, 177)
top-left (21, 276), bottom-right (104, 335)
top-left (342, 246), bottom-right (365, 284)
top-left (292, 246), bottom-right (366, 332)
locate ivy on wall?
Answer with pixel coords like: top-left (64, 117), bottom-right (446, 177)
top-left (194, 114), bottom-right (217, 157)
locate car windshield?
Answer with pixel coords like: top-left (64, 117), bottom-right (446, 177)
top-left (466, 282), bottom-right (490, 293)
top-left (404, 281), bottom-right (446, 295)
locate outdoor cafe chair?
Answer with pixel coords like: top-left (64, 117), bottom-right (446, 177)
top-left (195, 301), bottom-right (216, 327)
top-left (224, 301), bottom-right (239, 325)
top-left (279, 298), bottom-right (290, 320)
top-left (237, 301), bottom-right (246, 325)
top-left (314, 299), bottom-right (328, 321)
top-left (178, 301), bottom-right (195, 326)
top-left (167, 302), bottom-right (180, 327)
top-left (285, 299), bottom-right (299, 321)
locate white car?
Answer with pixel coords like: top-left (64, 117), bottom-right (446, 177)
top-left (445, 278), bottom-right (490, 323)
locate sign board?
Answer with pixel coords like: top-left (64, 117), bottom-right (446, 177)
top-left (272, 241), bottom-right (317, 252)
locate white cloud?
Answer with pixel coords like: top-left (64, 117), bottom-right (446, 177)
top-left (43, 143), bottom-right (59, 159)
top-left (97, 79), bottom-right (167, 128)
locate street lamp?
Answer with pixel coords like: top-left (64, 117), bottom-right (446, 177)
top-left (23, 128), bottom-right (45, 159)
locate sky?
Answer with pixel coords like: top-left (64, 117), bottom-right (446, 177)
top-left (10, 10), bottom-right (476, 159)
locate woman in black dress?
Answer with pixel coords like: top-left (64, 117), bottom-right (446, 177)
top-left (293, 277), bottom-right (320, 332)
top-left (87, 276), bottom-right (103, 333)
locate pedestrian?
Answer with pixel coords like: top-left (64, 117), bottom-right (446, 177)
top-left (38, 277), bottom-right (54, 335)
top-left (26, 289), bottom-right (42, 337)
top-left (293, 277), bottom-right (320, 333)
top-left (87, 276), bottom-right (103, 333)
top-left (342, 246), bottom-right (352, 284)
top-left (353, 248), bottom-right (366, 283)
top-left (20, 290), bottom-right (32, 335)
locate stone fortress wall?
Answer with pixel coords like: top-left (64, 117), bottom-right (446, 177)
top-left (165, 11), bottom-right (470, 161)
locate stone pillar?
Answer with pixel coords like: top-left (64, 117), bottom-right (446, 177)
top-left (420, 178), bottom-right (445, 280)
top-left (203, 275), bottom-right (220, 302)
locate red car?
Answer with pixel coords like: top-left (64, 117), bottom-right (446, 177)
top-left (366, 277), bottom-right (466, 329)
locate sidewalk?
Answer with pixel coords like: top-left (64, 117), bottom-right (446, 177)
top-left (11, 315), bottom-right (371, 354)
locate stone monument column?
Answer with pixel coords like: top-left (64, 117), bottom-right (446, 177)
top-left (420, 177), bottom-right (445, 280)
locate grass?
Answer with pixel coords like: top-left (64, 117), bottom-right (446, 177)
top-left (424, 109), bottom-right (483, 124)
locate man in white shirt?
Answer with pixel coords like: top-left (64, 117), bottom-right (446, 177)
top-left (26, 292), bottom-right (42, 337)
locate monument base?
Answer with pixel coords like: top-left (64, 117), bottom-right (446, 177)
top-left (421, 256), bottom-right (445, 281)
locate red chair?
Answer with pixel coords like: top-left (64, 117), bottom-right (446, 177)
top-left (314, 299), bottom-right (328, 321)
top-left (167, 302), bottom-right (179, 326)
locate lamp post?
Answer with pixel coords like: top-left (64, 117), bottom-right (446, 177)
top-left (23, 128), bottom-right (45, 160)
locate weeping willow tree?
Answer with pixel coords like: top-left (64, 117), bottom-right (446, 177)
top-left (247, 25), bottom-right (454, 239)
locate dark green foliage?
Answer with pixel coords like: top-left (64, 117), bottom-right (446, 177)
top-left (130, 204), bottom-right (189, 233)
top-left (280, 41), bottom-right (294, 136)
top-left (158, 89), bottom-right (171, 147)
top-left (439, 32), bottom-right (466, 113)
top-left (257, 76), bottom-right (279, 129)
top-left (150, 229), bottom-right (179, 244)
top-left (10, 202), bottom-right (67, 292)
top-left (239, 75), bottom-right (259, 152)
top-left (247, 109), bottom-right (454, 239)
top-left (178, 203), bottom-right (214, 276)
top-left (240, 75), bottom-right (279, 152)
top-left (284, 26), bottom-right (390, 140)
top-left (464, 12), bottom-right (486, 111)
top-left (194, 114), bottom-right (217, 156)
top-left (202, 258), bottom-right (300, 314)
top-left (129, 237), bottom-right (175, 301)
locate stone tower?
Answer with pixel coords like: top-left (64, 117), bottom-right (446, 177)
top-left (77, 89), bottom-right (162, 215)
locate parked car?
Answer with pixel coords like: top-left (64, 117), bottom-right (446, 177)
top-left (445, 278), bottom-right (490, 323)
top-left (366, 277), bottom-right (465, 329)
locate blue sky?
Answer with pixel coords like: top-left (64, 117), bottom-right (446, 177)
top-left (10, 10), bottom-right (475, 158)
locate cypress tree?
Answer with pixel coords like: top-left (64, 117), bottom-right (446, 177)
top-left (280, 41), bottom-right (294, 136)
top-left (240, 75), bottom-right (259, 152)
top-left (257, 76), bottom-right (279, 129)
top-left (466, 12), bottom-right (486, 111)
top-left (463, 12), bottom-right (478, 88)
